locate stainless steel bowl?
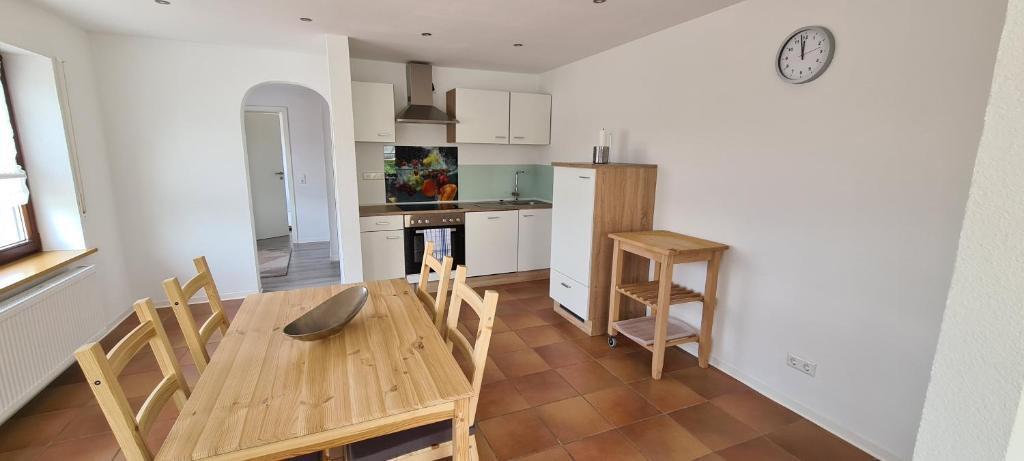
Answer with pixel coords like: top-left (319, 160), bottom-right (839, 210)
top-left (283, 286), bottom-right (369, 341)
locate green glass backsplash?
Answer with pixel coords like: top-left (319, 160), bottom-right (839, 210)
top-left (457, 164), bottom-right (553, 201)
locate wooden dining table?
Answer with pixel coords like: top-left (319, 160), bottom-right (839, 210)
top-left (156, 279), bottom-right (475, 461)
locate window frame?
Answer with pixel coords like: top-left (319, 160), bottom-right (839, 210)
top-left (0, 55), bottom-right (41, 265)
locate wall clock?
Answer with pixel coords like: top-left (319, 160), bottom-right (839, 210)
top-left (777, 26), bottom-right (835, 84)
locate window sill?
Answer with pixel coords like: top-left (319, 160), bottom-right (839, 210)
top-left (0, 248), bottom-right (98, 299)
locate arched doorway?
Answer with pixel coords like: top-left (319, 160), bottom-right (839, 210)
top-left (241, 83), bottom-right (339, 292)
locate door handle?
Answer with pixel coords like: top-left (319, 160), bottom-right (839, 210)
top-left (375, 221), bottom-right (390, 225)
top-left (495, 135), bottom-right (507, 139)
top-left (377, 132), bottom-right (392, 136)
top-left (578, 176), bottom-right (591, 179)
top-left (522, 214), bottom-right (534, 218)
top-left (560, 282), bottom-right (571, 289)
top-left (487, 216), bottom-right (501, 220)
top-left (386, 236), bottom-right (401, 240)
top-left (513, 136), bottom-right (526, 139)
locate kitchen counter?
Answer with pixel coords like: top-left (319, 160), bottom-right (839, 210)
top-left (359, 200), bottom-right (552, 217)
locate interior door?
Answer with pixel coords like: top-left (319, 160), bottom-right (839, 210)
top-left (244, 111), bottom-right (290, 240)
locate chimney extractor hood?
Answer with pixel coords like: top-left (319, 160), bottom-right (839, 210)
top-left (396, 62), bottom-right (458, 125)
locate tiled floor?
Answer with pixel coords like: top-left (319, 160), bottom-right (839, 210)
top-left (0, 280), bottom-right (876, 461)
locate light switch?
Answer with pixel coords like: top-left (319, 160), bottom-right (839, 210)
top-left (362, 172), bottom-right (386, 180)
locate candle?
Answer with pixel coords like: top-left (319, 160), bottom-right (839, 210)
top-left (598, 128), bottom-right (609, 147)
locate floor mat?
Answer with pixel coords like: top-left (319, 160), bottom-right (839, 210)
top-left (258, 244), bottom-right (292, 277)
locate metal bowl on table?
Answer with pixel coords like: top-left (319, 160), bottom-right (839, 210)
top-left (283, 286), bottom-right (369, 341)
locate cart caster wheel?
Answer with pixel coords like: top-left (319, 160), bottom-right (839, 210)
top-left (608, 336), bottom-right (617, 348)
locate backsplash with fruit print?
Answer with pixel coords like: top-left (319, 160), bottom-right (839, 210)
top-left (384, 146), bottom-right (459, 203)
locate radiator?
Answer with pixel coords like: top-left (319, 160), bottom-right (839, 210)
top-left (0, 265), bottom-right (102, 422)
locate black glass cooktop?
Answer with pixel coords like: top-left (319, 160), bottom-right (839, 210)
top-left (395, 203), bottom-right (463, 212)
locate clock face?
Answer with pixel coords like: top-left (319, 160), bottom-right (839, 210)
top-left (777, 26), bottom-right (834, 84)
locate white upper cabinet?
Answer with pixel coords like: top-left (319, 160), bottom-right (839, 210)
top-left (509, 92), bottom-right (551, 145)
top-left (352, 81), bottom-right (396, 143)
top-left (446, 88), bottom-right (510, 144)
top-left (517, 209), bottom-right (552, 272)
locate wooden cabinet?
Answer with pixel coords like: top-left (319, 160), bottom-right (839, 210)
top-left (465, 210), bottom-right (519, 276)
top-left (446, 88), bottom-right (510, 144)
top-left (549, 163), bottom-right (658, 336)
top-left (509, 92), bottom-right (551, 145)
top-left (360, 229), bottom-right (405, 280)
top-left (517, 209), bottom-right (552, 271)
top-left (352, 81), bottom-right (396, 143)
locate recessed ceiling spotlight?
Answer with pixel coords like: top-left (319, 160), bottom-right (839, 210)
top-left (513, 43), bottom-right (524, 47)
top-left (299, 17), bottom-right (313, 22)
top-left (593, 0), bottom-right (607, 3)
top-left (154, 0), bottom-right (170, 4)
top-left (421, 32), bottom-right (433, 37)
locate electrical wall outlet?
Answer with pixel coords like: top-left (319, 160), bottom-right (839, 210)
top-left (787, 353), bottom-right (817, 377)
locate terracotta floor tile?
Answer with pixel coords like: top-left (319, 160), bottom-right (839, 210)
top-left (491, 349), bottom-right (551, 378)
top-left (0, 446), bottom-right (44, 461)
top-left (597, 351), bottom-right (654, 383)
top-left (492, 317), bottom-right (511, 333)
top-left (498, 312), bottom-right (548, 330)
top-left (619, 415), bottom-right (711, 461)
top-left (514, 446), bottom-right (572, 461)
top-left (477, 433), bottom-right (498, 461)
top-left (510, 370), bottom-right (578, 406)
top-left (488, 331), bottom-right (531, 355)
top-left (55, 405), bottom-right (116, 441)
top-left (550, 321), bottom-right (590, 341)
top-left (583, 385), bottom-right (660, 427)
top-left (766, 420), bottom-right (873, 461)
top-left (669, 367), bottom-right (750, 400)
top-left (531, 309), bottom-right (567, 325)
top-left (575, 335), bottom-right (641, 358)
top-left (715, 437), bottom-right (799, 461)
top-left (117, 371), bottom-right (165, 399)
top-left (533, 341), bottom-right (591, 368)
top-left (143, 418), bottom-right (177, 454)
top-left (13, 382), bottom-right (94, 417)
top-left (662, 347), bottom-right (700, 373)
top-left (0, 409), bottom-right (77, 452)
top-left (517, 295), bottom-right (556, 312)
top-left (631, 378), bottom-right (706, 412)
top-left (694, 454), bottom-right (727, 461)
top-left (669, 402), bottom-right (759, 451)
top-left (515, 325), bottom-right (566, 348)
top-left (482, 357), bottom-right (507, 384)
top-left (564, 430), bottom-right (646, 461)
top-left (477, 380), bottom-right (531, 421)
top-left (555, 361), bottom-right (622, 394)
top-left (711, 392), bottom-right (802, 434)
top-left (534, 397), bottom-right (612, 443)
top-left (36, 432), bottom-right (119, 461)
top-left (478, 410), bottom-right (558, 460)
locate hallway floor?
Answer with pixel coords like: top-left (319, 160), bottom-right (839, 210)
top-left (257, 236), bottom-right (341, 292)
top-left (0, 280), bottom-right (875, 461)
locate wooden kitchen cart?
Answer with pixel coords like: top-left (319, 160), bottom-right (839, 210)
top-left (607, 231), bottom-right (729, 379)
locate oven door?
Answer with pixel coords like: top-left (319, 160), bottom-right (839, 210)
top-left (404, 225), bottom-right (466, 275)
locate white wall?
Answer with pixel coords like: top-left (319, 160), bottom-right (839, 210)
top-left (89, 34), bottom-right (331, 301)
top-left (1, 51), bottom-right (85, 250)
top-left (0, 0), bottom-right (132, 324)
top-left (913, 0), bottom-right (1021, 457)
top-left (349, 59), bottom-right (545, 204)
top-left (245, 84), bottom-right (335, 244)
top-left (540, 0), bottom-right (1006, 459)
top-left (325, 35), bottom-right (362, 282)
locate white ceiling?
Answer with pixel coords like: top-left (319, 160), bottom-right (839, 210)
top-left (31, 0), bottom-right (743, 73)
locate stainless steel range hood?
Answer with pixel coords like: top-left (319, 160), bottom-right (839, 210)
top-left (395, 62), bottom-right (458, 125)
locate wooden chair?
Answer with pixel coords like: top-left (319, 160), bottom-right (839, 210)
top-left (415, 240), bottom-right (454, 331)
top-left (340, 266), bottom-right (498, 461)
top-left (162, 256), bottom-right (230, 374)
top-left (74, 299), bottom-right (190, 461)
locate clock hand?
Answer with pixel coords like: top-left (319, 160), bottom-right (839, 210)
top-left (802, 47), bottom-right (822, 56)
top-left (800, 35), bottom-right (805, 60)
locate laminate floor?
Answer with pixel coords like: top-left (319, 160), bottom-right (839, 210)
top-left (257, 236), bottom-right (341, 292)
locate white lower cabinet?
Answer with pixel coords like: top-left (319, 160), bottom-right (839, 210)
top-left (549, 269), bottom-right (589, 320)
top-left (465, 210), bottom-right (519, 276)
top-left (360, 229), bottom-right (406, 280)
top-left (517, 209), bottom-right (551, 271)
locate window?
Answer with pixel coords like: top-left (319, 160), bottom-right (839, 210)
top-left (0, 56), bottom-right (40, 264)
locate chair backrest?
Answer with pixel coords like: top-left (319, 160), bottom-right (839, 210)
top-left (162, 256), bottom-right (229, 374)
top-left (416, 240), bottom-right (455, 330)
top-left (443, 265), bottom-right (499, 425)
top-left (75, 299), bottom-right (190, 461)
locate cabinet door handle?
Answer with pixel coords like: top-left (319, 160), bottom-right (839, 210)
top-left (560, 282), bottom-right (571, 289)
top-left (495, 135), bottom-right (507, 139)
top-left (377, 132), bottom-right (392, 136)
top-left (578, 175), bottom-right (592, 179)
top-left (487, 216), bottom-right (501, 220)
top-left (386, 236), bottom-right (401, 240)
top-left (513, 136), bottom-right (526, 139)
top-left (375, 221), bottom-right (390, 225)
top-left (522, 214), bottom-right (534, 218)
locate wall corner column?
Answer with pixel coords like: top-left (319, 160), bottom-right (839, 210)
top-left (325, 34), bottom-right (363, 282)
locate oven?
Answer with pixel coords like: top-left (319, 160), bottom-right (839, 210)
top-left (403, 212), bottom-right (466, 275)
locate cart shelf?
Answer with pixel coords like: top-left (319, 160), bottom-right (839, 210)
top-left (612, 316), bottom-right (699, 350)
top-left (616, 281), bottom-right (703, 309)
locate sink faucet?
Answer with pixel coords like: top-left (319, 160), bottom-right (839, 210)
top-left (512, 170), bottom-right (527, 200)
